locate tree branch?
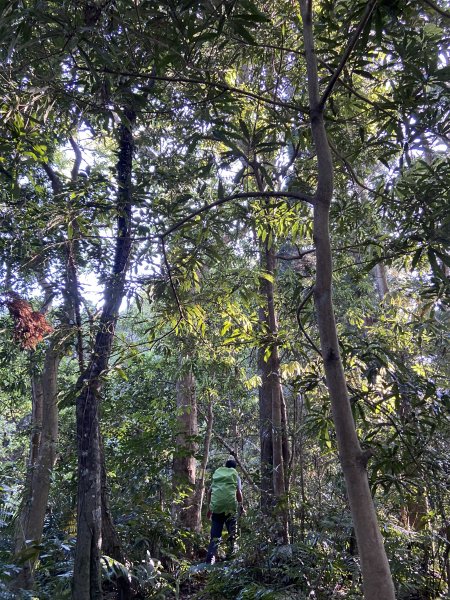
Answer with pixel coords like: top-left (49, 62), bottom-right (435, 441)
top-left (41, 163), bottom-right (63, 195)
top-left (421, 0), bottom-right (450, 19)
top-left (161, 191), bottom-right (314, 239)
top-left (69, 137), bottom-right (83, 182)
top-left (72, 64), bottom-right (308, 114)
top-left (276, 248), bottom-right (316, 261)
top-left (327, 139), bottom-right (394, 203)
top-left (213, 430), bottom-right (259, 493)
top-left (296, 286), bottom-right (322, 357)
top-left (319, 0), bottom-right (379, 110)
top-left (41, 161), bottom-right (85, 371)
top-left (160, 236), bottom-right (184, 321)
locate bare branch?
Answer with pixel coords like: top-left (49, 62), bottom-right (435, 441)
top-left (41, 163), bottom-right (63, 195)
top-left (276, 248), bottom-right (316, 261)
top-left (328, 139), bottom-right (394, 203)
top-left (42, 161), bottom-right (85, 371)
top-left (35, 275), bottom-right (57, 315)
top-left (319, 0), bottom-right (379, 110)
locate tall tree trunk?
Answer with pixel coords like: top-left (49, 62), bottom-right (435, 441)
top-left (172, 366), bottom-right (198, 529)
top-left (299, 3), bottom-right (395, 598)
top-left (191, 398), bottom-right (213, 532)
top-left (259, 237), bottom-right (289, 543)
top-left (13, 343), bottom-right (60, 590)
top-left (72, 107), bottom-right (136, 600)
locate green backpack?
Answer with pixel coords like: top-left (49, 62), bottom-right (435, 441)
top-left (210, 467), bottom-right (238, 515)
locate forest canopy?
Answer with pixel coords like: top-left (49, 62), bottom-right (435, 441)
top-left (0, 0), bottom-right (449, 599)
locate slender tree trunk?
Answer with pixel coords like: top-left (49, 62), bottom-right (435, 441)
top-left (100, 436), bottom-right (122, 560)
top-left (294, 393), bottom-right (307, 542)
top-left (72, 107), bottom-right (136, 600)
top-left (172, 366), bottom-right (198, 529)
top-left (299, 3), bottom-right (395, 598)
top-left (13, 344), bottom-right (60, 590)
top-left (191, 399), bottom-right (213, 532)
top-left (280, 388), bottom-right (290, 495)
top-left (258, 322), bottom-right (273, 508)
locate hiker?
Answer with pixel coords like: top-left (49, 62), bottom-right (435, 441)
top-left (205, 459), bottom-right (245, 564)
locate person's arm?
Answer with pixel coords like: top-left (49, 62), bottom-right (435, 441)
top-left (206, 488), bottom-right (212, 519)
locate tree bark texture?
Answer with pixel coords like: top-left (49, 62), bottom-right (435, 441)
top-left (172, 367), bottom-right (198, 529)
top-left (13, 344), bottom-right (60, 590)
top-left (299, 3), bottom-right (395, 598)
top-left (72, 108), bottom-right (136, 600)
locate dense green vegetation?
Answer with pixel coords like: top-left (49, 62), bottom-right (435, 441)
top-left (0, 0), bottom-right (449, 598)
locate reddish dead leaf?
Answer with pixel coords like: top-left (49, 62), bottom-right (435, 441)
top-left (5, 296), bottom-right (53, 350)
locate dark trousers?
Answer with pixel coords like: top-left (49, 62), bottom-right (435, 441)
top-left (206, 512), bottom-right (237, 563)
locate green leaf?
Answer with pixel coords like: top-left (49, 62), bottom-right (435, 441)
top-left (411, 247), bottom-right (423, 271)
top-left (114, 365), bottom-right (129, 381)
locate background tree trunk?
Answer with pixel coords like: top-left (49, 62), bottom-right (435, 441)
top-left (259, 236), bottom-right (289, 543)
top-left (172, 366), bottom-right (198, 529)
top-left (191, 399), bottom-right (213, 532)
top-left (13, 343), bottom-right (60, 590)
top-left (258, 317), bottom-right (273, 509)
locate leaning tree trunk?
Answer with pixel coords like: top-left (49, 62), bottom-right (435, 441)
top-left (13, 343), bottom-right (60, 590)
top-left (299, 2), bottom-right (395, 598)
top-left (172, 365), bottom-right (198, 529)
top-left (72, 107), bottom-right (136, 600)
